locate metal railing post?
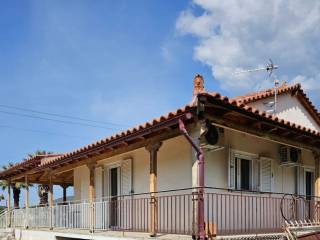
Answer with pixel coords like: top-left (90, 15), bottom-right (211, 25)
top-left (90, 201), bottom-right (95, 233)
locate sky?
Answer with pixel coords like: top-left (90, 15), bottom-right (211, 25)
top-left (0, 0), bottom-right (319, 205)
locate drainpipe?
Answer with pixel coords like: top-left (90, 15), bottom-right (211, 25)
top-left (179, 119), bottom-right (205, 240)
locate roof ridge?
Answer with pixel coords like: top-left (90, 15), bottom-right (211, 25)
top-left (231, 82), bottom-right (320, 126)
top-left (1, 88), bottom-right (320, 179)
top-left (232, 82), bottom-right (300, 104)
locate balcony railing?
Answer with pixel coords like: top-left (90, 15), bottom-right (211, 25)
top-left (0, 188), bottom-right (319, 237)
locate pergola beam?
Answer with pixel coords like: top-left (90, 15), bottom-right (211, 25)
top-left (201, 96), bottom-right (320, 150)
top-left (204, 113), bottom-right (319, 152)
top-left (47, 128), bottom-right (181, 176)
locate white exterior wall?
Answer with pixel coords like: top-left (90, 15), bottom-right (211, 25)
top-left (73, 165), bottom-right (90, 201)
top-left (73, 128), bottom-right (316, 200)
top-left (73, 135), bottom-right (192, 199)
top-left (157, 136), bottom-right (192, 191)
top-left (205, 128), bottom-right (315, 194)
top-left (95, 167), bottom-right (103, 199)
top-left (248, 93), bottom-right (320, 132)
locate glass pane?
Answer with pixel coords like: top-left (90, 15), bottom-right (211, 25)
top-left (240, 159), bottom-right (250, 191)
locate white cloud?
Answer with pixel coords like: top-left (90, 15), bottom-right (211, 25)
top-left (176, 0), bottom-right (320, 98)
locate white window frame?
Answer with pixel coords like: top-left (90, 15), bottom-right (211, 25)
top-left (105, 161), bottom-right (122, 197)
top-left (230, 149), bottom-right (258, 191)
top-left (304, 168), bottom-right (315, 196)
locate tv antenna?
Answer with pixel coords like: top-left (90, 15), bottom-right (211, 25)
top-left (233, 59), bottom-right (280, 114)
top-left (233, 59), bottom-right (278, 76)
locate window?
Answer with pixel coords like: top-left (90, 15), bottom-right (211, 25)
top-left (305, 171), bottom-right (313, 199)
top-left (235, 157), bottom-right (251, 191)
top-left (296, 167), bottom-right (314, 198)
top-left (229, 150), bottom-right (259, 191)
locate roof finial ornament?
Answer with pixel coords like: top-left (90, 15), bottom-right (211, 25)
top-left (193, 74), bottom-right (205, 96)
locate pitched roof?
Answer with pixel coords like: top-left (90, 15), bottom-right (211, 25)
top-left (1, 83), bottom-right (320, 179)
top-left (35, 105), bottom-right (194, 168)
top-left (232, 82), bottom-right (300, 104)
top-left (232, 83), bottom-right (320, 126)
top-left (24, 91), bottom-right (320, 171)
top-left (0, 154), bottom-right (63, 178)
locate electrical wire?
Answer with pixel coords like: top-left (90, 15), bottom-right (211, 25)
top-left (0, 104), bottom-right (128, 127)
top-left (0, 109), bottom-right (123, 130)
top-left (0, 124), bottom-right (90, 139)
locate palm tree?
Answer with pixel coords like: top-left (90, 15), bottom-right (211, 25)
top-left (0, 178), bottom-right (29, 209)
top-left (27, 149), bottom-right (53, 159)
top-left (0, 163), bottom-right (24, 208)
top-left (0, 150), bottom-right (53, 208)
top-left (38, 185), bottom-right (49, 205)
top-left (27, 150), bottom-right (53, 205)
top-left (0, 180), bottom-right (8, 205)
top-left (0, 163), bottom-right (14, 203)
top-left (12, 182), bottom-right (29, 208)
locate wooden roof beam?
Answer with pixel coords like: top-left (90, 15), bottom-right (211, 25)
top-left (50, 127), bottom-right (182, 175)
top-left (204, 112), bottom-right (320, 151)
top-left (295, 135), bottom-right (307, 140)
top-left (267, 127), bottom-right (279, 133)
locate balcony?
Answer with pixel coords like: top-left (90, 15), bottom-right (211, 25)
top-left (0, 188), bottom-right (318, 238)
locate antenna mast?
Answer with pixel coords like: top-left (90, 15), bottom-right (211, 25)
top-left (233, 59), bottom-right (279, 114)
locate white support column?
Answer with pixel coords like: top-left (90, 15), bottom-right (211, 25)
top-left (88, 163), bottom-right (96, 233)
top-left (25, 175), bottom-right (29, 228)
top-left (7, 181), bottom-right (11, 227)
top-left (49, 174), bottom-right (54, 230)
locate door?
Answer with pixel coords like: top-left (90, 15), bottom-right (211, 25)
top-left (110, 167), bottom-right (118, 227)
top-left (306, 171), bottom-right (313, 199)
top-left (305, 171), bottom-right (314, 219)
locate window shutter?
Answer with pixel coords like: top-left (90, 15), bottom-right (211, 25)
top-left (121, 158), bottom-right (132, 195)
top-left (104, 166), bottom-right (110, 197)
top-left (228, 153), bottom-right (235, 189)
top-left (252, 159), bottom-right (260, 191)
top-left (260, 158), bottom-right (272, 192)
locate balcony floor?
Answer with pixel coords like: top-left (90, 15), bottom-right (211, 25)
top-left (14, 228), bottom-right (193, 240)
top-left (12, 228), bottom-right (289, 240)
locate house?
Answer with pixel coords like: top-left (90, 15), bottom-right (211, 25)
top-left (0, 74), bottom-right (319, 239)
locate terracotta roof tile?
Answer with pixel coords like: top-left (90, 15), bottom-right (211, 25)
top-left (232, 83), bottom-right (300, 104)
top-left (36, 105), bottom-right (194, 168)
top-left (200, 91), bottom-right (320, 137)
top-left (1, 85), bottom-right (320, 178)
top-left (232, 82), bottom-right (320, 126)
top-left (0, 154), bottom-right (63, 177)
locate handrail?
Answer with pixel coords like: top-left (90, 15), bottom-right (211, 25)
top-left (13, 186), bottom-right (320, 208)
top-left (0, 208), bottom-right (7, 216)
top-left (0, 187), bottom-right (319, 236)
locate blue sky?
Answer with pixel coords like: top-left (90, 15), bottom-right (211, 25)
top-left (0, 0), bottom-right (319, 205)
